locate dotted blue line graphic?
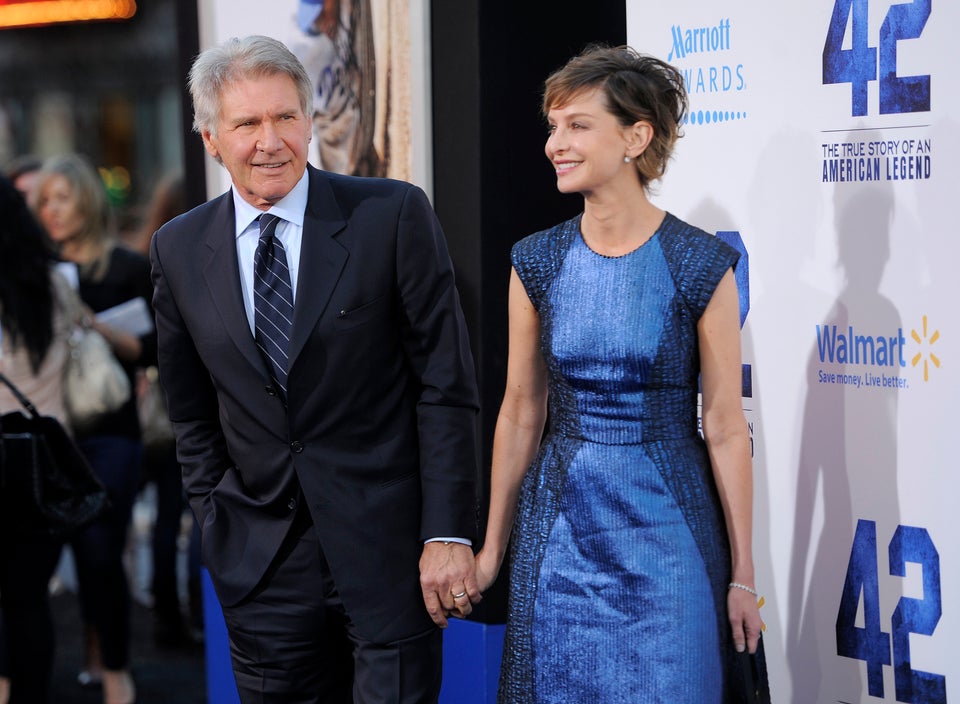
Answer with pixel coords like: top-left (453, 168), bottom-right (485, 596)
top-left (681, 109), bottom-right (748, 126)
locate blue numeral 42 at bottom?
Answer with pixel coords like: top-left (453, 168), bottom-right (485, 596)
top-left (836, 519), bottom-right (945, 702)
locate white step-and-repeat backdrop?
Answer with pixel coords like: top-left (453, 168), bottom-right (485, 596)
top-left (630, 2), bottom-right (955, 702)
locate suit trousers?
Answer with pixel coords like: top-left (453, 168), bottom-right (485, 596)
top-left (220, 508), bottom-right (443, 704)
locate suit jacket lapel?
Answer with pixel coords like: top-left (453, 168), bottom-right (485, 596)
top-left (289, 167), bottom-right (348, 368)
top-left (201, 194), bottom-right (266, 375)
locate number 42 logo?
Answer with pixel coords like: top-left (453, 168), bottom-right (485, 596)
top-left (836, 519), bottom-right (945, 702)
top-left (822, 0), bottom-right (931, 116)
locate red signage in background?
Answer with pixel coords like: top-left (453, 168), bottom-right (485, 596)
top-left (0, 0), bottom-right (136, 29)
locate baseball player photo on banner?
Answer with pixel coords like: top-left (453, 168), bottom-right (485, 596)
top-left (198, 0), bottom-right (432, 199)
top-left (628, 1), bottom-right (956, 702)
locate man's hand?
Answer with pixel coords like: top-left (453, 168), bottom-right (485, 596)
top-left (419, 542), bottom-right (481, 628)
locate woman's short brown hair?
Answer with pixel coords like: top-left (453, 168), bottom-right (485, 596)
top-left (543, 45), bottom-right (688, 188)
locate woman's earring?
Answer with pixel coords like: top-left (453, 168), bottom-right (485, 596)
top-left (624, 156), bottom-right (631, 163)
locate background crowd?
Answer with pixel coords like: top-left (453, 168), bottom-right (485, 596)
top-left (0, 154), bottom-right (200, 704)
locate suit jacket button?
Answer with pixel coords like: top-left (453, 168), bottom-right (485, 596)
top-left (290, 441), bottom-right (304, 453)
top-left (265, 386), bottom-right (277, 396)
top-left (287, 498), bottom-right (297, 511)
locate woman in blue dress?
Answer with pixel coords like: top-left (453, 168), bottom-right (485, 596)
top-left (474, 46), bottom-right (767, 702)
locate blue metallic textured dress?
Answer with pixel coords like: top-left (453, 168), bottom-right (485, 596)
top-left (500, 213), bottom-right (746, 703)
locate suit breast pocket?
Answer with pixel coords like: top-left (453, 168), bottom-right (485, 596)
top-left (332, 295), bottom-right (391, 332)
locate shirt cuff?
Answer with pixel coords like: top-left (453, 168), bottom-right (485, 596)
top-left (425, 537), bottom-right (473, 547)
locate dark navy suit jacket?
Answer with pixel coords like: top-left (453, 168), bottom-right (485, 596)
top-left (150, 165), bottom-right (479, 643)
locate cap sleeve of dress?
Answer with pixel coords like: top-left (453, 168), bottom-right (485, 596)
top-left (658, 213), bottom-right (740, 322)
top-left (510, 215), bottom-right (580, 313)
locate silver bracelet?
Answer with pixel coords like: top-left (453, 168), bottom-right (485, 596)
top-left (728, 582), bottom-right (758, 597)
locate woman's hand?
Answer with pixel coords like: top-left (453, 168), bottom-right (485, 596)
top-left (475, 548), bottom-right (503, 594)
top-left (728, 584), bottom-right (763, 654)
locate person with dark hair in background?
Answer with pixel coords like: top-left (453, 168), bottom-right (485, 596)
top-left (126, 173), bottom-right (186, 257)
top-left (126, 173), bottom-right (204, 648)
top-left (0, 175), bottom-right (82, 704)
top-left (33, 153), bottom-right (155, 704)
top-left (151, 35), bottom-right (479, 702)
top-left (3, 154), bottom-right (43, 205)
top-left (475, 45), bottom-right (768, 702)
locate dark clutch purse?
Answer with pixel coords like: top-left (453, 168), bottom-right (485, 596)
top-left (733, 633), bottom-right (772, 704)
top-left (0, 372), bottom-right (108, 538)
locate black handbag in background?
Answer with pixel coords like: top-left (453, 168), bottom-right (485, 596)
top-left (0, 372), bottom-right (108, 538)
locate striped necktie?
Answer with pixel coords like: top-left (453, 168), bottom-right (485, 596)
top-left (253, 214), bottom-right (294, 399)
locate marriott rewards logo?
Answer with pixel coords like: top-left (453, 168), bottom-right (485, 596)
top-left (814, 316), bottom-right (942, 390)
top-left (666, 17), bottom-right (746, 127)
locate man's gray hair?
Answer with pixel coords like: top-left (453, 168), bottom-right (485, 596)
top-left (188, 35), bottom-right (314, 136)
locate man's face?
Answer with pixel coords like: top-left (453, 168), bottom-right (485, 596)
top-left (202, 73), bottom-right (311, 210)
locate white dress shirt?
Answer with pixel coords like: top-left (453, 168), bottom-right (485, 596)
top-left (232, 170), bottom-right (310, 334)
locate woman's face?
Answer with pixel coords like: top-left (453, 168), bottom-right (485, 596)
top-left (545, 88), bottom-right (636, 197)
top-left (37, 174), bottom-right (85, 244)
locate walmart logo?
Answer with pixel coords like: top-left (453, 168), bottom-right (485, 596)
top-left (814, 315), bottom-right (943, 390)
top-left (815, 325), bottom-right (906, 368)
top-left (910, 315), bottom-right (941, 382)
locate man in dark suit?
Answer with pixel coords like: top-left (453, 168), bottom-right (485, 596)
top-left (150, 35), bottom-right (481, 703)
